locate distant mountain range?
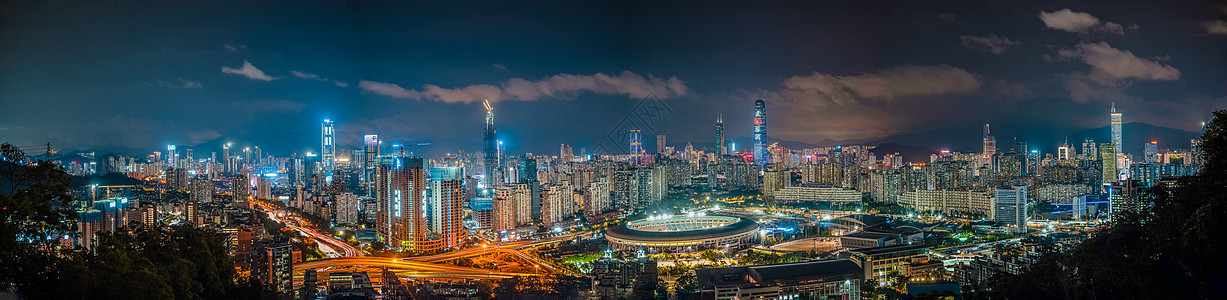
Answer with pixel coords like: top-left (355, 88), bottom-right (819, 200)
top-left (680, 122), bottom-right (1201, 164)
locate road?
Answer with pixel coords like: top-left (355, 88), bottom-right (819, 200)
top-left (253, 201), bottom-right (364, 258)
top-left (293, 256), bottom-right (542, 280)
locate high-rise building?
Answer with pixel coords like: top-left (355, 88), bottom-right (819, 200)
top-left (1111, 103), bottom-right (1122, 154)
top-left (656, 134), bottom-right (667, 155)
top-left (375, 154), bottom-right (425, 250)
top-left (629, 129), bottom-right (643, 165)
top-left (190, 178), bottom-right (213, 203)
top-left (715, 114), bottom-right (726, 156)
top-left (232, 173), bottom-right (251, 202)
top-left (322, 119), bottom-right (336, 182)
top-left (429, 167), bottom-right (465, 249)
top-left (1144, 141), bottom-right (1158, 163)
top-left (483, 100), bottom-right (499, 186)
top-left (222, 143), bottom-right (231, 173)
top-left (166, 144), bottom-right (179, 169)
top-left (256, 176), bottom-right (272, 200)
top-left (982, 123), bottom-right (996, 167)
top-left (1081, 138), bottom-right (1097, 161)
top-left (335, 192), bottom-right (359, 227)
top-left (1058, 140), bottom-right (1071, 160)
top-left (754, 99), bottom-right (768, 169)
top-left (993, 186), bottom-right (1027, 233)
top-left (1099, 143), bottom-right (1118, 184)
top-left (184, 201), bottom-right (200, 226)
top-left (363, 135), bottom-right (380, 195)
top-left (586, 178), bottom-right (611, 216)
top-left (493, 187), bottom-right (516, 232)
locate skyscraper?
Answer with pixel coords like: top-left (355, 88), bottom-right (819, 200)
top-left (754, 99), bottom-right (768, 169)
top-left (375, 154), bottom-right (425, 250)
top-left (1144, 141), bottom-right (1158, 163)
top-left (364, 135), bottom-right (380, 195)
top-left (429, 166), bottom-right (465, 249)
top-left (322, 119), bottom-right (336, 182)
top-left (1111, 103), bottom-right (1122, 154)
top-left (656, 134), bottom-right (666, 155)
top-left (629, 129), bottom-right (643, 164)
top-left (715, 114), bottom-right (726, 156)
top-left (483, 100), bottom-right (499, 186)
top-left (1058, 139), bottom-right (1071, 160)
top-left (993, 186), bottom-right (1028, 233)
top-left (1100, 143), bottom-right (1117, 184)
top-left (982, 123), bottom-right (996, 167)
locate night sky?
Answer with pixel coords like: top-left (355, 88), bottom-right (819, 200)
top-left (2, 0), bottom-right (1224, 157)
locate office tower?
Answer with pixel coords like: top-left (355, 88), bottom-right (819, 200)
top-left (483, 100), bottom-right (499, 186)
top-left (335, 192), bottom-right (359, 227)
top-left (1144, 141), bottom-right (1158, 163)
top-left (322, 119), bottom-right (335, 182)
top-left (993, 186), bottom-right (1028, 233)
top-left (1014, 140), bottom-right (1029, 177)
top-left (1058, 140), bottom-right (1071, 160)
top-left (364, 135), bottom-right (380, 195)
top-left (167, 144), bottom-right (178, 169)
top-left (376, 154), bottom-right (425, 250)
top-left (429, 167), bottom-right (465, 249)
top-left (629, 129), bottom-right (643, 164)
top-left (982, 123), bottom-right (996, 167)
top-left (493, 187), bottom-right (515, 232)
top-left (222, 143), bottom-right (231, 173)
top-left (754, 99), bottom-right (768, 169)
top-left (1111, 103), bottom-right (1122, 154)
top-left (651, 134), bottom-right (665, 155)
top-left (256, 176), bottom-right (272, 200)
top-left (1081, 138), bottom-right (1097, 161)
top-left (716, 114), bottom-right (726, 155)
top-left (1100, 143), bottom-right (1118, 184)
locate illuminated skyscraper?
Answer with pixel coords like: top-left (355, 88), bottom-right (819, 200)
top-left (754, 99), bottom-right (768, 169)
top-left (1111, 103), bottom-right (1122, 154)
top-left (1058, 139), bottom-right (1071, 160)
top-left (321, 119), bottom-right (336, 182)
top-left (483, 100), bottom-right (499, 185)
top-left (375, 154), bottom-right (425, 250)
top-left (1144, 141), bottom-right (1158, 163)
top-left (364, 135), bottom-right (380, 195)
top-left (982, 123), bottom-right (996, 167)
top-left (429, 166), bottom-right (465, 249)
top-left (1100, 143), bottom-right (1117, 184)
top-left (715, 114), bottom-right (725, 156)
top-left (629, 129), bottom-right (643, 164)
top-left (166, 144), bottom-right (178, 169)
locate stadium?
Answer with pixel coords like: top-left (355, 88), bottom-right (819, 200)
top-left (605, 215), bottom-right (760, 252)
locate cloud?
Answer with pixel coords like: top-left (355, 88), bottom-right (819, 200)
top-left (292, 70), bottom-right (348, 87)
top-left (493, 63), bottom-right (507, 71)
top-left (359, 70), bottom-right (689, 103)
top-left (221, 60), bottom-right (277, 81)
top-left (1205, 20), bottom-right (1227, 35)
top-left (779, 64), bottom-right (981, 106)
top-left (1038, 9), bottom-right (1127, 36)
top-left (960, 34), bottom-right (1022, 54)
top-left (937, 13), bottom-right (958, 22)
top-left (1056, 42), bottom-right (1180, 86)
top-left (144, 78), bottom-right (202, 89)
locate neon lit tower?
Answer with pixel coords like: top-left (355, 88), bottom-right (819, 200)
top-left (983, 123), bottom-right (996, 167)
top-left (1111, 103), bottom-right (1122, 154)
top-left (715, 114), bottom-right (725, 155)
top-left (483, 100), bottom-right (498, 186)
top-left (629, 129), bottom-right (643, 165)
top-left (754, 99), bottom-right (768, 169)
top-left (322, 119), bottom-right (335, 182)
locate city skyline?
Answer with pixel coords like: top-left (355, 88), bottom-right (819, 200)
top-left (2, 1), bottom-right (1224, 157)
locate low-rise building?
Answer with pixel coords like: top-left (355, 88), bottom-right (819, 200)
top-left (697, 259), bottom-right (863, 300)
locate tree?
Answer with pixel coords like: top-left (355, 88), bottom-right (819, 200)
top-left (990, 110), bottom-right (1227, 298)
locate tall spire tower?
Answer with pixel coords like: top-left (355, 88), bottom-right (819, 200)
top-left (982, 123), bottom-right (996, 167)
top-left (1111, 103), bottom-right (1122, 154)
top-left (753, 99), bottom-right (768, 169)
top-left (483, 99), bottom-right (499, 186)
top-left (715, 114), bottom-right (725, 156)
top-left (321, 119), bottom-right (335, 183)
